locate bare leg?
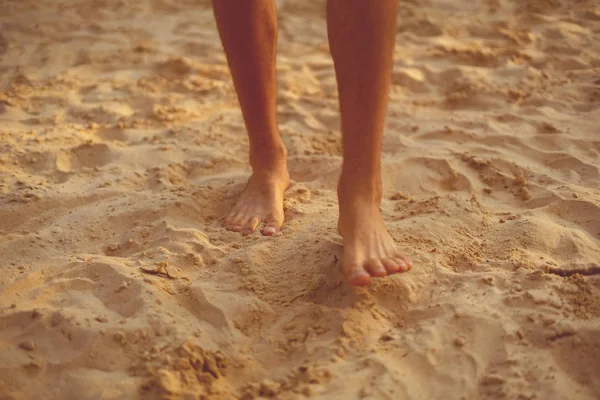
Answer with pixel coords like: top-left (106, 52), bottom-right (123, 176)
top-left (327, 0), bottom-right (413, 285)
top-left (213, 0), bottom-right (289, 236)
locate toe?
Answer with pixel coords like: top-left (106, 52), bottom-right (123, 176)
top-left (262, 219), bottom-right (283, 236)
top-left (225, 205), bottom-right (244, 223)
top-left (223, 212), bottom-right (237, 229)
top-left (381, 257), bottom-right (400, 274)
top-left (392, 256), bottom-right (410, 272)
top-left (225, 219), bottom-right (237, 231)
top-left (365, 259), bottom-right (387, 277)
top-left (243, 217), bottom-right (261, 236)
top-left (348, 267), bottom-right (371, 286)
top-left (226, 212), bottom-right (244, 230)
top-left (232, 216), bottom-right (249, 232)
top-left (399, 255), bottom-right (413, 271)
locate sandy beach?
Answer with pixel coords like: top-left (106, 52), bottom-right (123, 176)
top-left (1, 0), bottom-right (599, 399)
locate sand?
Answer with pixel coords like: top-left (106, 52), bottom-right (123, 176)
top-left (1, 0), bottom-right (599, 399)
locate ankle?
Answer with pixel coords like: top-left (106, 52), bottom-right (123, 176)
top-left (337, 173), bottom-right (383, 208)
top-left (249, 143), bottom-right (288, 173)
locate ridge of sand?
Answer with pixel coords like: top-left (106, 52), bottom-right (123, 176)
top-left (1, 0), bottom-right (599, 399)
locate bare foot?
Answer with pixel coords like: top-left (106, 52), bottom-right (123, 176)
top-left (224, 165), bottom-right (290, 236)
top-left (338, 183), bottom-right (413, 286)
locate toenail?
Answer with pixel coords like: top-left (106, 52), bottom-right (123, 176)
top-left (263, 226), bottom-right (276, 235)
top-left (352, 269), bottom-right (367, 277)
top-left (376, 267), bottom-right (386, 274)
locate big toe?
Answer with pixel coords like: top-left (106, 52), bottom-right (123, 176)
top-left (261, 218), bottom-right (283, 236)
top-left (345, 266), bottom-right (371, 286)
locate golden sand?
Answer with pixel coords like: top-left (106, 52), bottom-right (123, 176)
top-left (1, 0), bottom-right (599, 399)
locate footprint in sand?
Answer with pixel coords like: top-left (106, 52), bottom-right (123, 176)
top-left (55, 143), bottom-right (114, 174)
